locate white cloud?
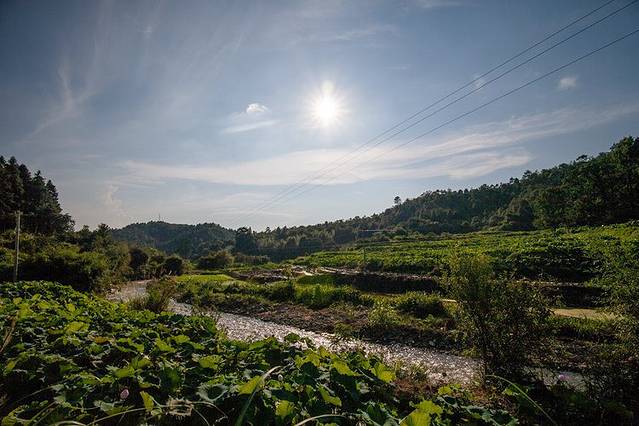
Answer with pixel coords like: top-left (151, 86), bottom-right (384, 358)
top-left (221, 103), bottom-right (278, 133)
top-left (246, 103), bottom-right (269, 114)
top-left (123, 101), bottom-right (639, 187)
top-left (558, 75), bottom-right (578, 91)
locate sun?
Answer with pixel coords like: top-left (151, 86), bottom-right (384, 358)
top-left (309, 81), bottom-right (346, 128)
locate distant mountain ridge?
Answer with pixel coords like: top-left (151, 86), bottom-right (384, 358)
top-left (111, 221), bottom-right (234, 259)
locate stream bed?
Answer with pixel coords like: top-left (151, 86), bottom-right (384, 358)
top-left (108, 281), bottom-right (580, 387)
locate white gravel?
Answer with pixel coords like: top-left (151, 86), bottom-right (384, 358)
top-left (108, 282), bottom-right (582, 387)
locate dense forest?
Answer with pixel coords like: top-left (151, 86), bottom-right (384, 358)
top-left (111, 221), bottom-right (234, 258)
top-left (0, 156), bottom-right (73, 234)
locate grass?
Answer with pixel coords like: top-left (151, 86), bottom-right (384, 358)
top-left (175, 273), bottom-right (235, 283)
top-left (552, 308), bottom-right (617, 320)
top-left (393, 292), bottom-right (449, 318)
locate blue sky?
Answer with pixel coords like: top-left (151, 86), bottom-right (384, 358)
top-left (1, 0), bottom-right (638, 230)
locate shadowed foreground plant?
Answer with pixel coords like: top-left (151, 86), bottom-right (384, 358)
top-left (446, 253), bottom-right (550, 381)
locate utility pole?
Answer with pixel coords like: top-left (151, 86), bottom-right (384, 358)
top-left (13, 211), bottom-right (20, 282)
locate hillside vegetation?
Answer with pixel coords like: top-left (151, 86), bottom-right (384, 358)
top-left (112, 222), bottom-right (234, 259)
top-left (294, 222), bottom-right (639, 280)
top-left (108, 137), bottom-right (639, 262)
top-left (249, 136), bottom-right (639, 260)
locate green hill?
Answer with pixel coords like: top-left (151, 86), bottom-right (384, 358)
top-left (111, 221), bottom-right (234, 259)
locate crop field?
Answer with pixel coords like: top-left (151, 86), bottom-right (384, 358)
top-left (0, 281), bottom-right (518, 425)
top-left (293, 223), bottom-right (639, 280)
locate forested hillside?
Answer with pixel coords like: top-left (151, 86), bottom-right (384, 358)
top-left (107, 136), bottom-right (639, 260)
top-left (0, 156), bottom-right (73, 234)
top-left (111, 221), bottom-right (234, 259)
top-left (249, 136), bottom-right (639, 259)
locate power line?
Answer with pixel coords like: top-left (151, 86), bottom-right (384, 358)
top-left (234, 0), bottom-right (638, 225)
top-left (228, 0), bottom-right (626, 228)
top-left (278, 25), bottom-right (639, 204)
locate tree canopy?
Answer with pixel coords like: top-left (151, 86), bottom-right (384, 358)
top-left (0, 156), bottom-right (73, 234)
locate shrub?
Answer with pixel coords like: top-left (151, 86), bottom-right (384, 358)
top-left (129, 277), bottom-right (178, 313)
top-left (367, 301), bottom-right (402, 330)
top-left (162, 255), bottom-right (185, 276)
top-left (21, 245), bottom-right (114, 292)
top-left (294, 285), bottom-right (369, 309)
top-left (447, 253), bottom-right (550, 380)
top-left (296, 274), bottom-right (335, 285)
top-left (197, 250), bottom-right (233, 270)
top-left (395, 292), bottom-right (448, 318)
top-left (260, 281), bottom-right (295, 302)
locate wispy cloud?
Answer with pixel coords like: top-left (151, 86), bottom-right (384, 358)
top-left (558, 75), bottom-right (578, 90)
top-left (410, 0), bottom-right (463, 9)
top-left (302, 24), bottom-right (398, 43)
top-left (123, 102), bottom-right (639, 186)
top-left (222, 119), bottom-right (279, 134)
top-left (221, 102), bottom-right (278, 134)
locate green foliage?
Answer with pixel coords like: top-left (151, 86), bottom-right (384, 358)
top-left (163, 255), bottom-right (187, 276)
top-left (0, 156), bottom-right (74, 235)
top-left (129, 277), bottom-right (179, 313)
top-left (0, 281), bottom-right (515, 425)
top-left (177, 274), bottom-right (372, 311)
top-left (367, 302), bottom-right (403, 331)
top-left (447, 254), bottom-right (551, 380)
top-left (197, 250), bottom-right (234, 270)
top-left (111, 221), bottom-right (234, 259)
top-left (297, 274), bottom-right (336, 285)
top-left (294, 284), bottom-right (370, 309)
top-left (0, 236), bottom-right (117, 292)
top-left (394, 292), bottom-right (448, 318)
top-left (297, 223), bottom-right (639, 282)
top-left (547, 316), bottom-right (617, 341)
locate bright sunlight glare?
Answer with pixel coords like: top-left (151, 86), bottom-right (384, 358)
top-left (309, 81), bottom-right (346, 128)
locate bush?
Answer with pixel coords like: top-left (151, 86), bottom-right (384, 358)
top-left (197, 250), bottom-right (233, 270)
top-left (19, 245), bottom-right (114, 292)
top-left (233, 252), bottom-right (270, 265)
top-left (367, 301), bottom-right (402, 330)
top-left (447, 253), bottom-right (550, 380)
top-left (395, 292), bottom-right (448, 318)
top-left (294, 285), bottom-right (369, 309)
top-left (296, 274), bottom-right (335, 285)
top-left (128, 277), bottom-right (178, 313)
top-left (260, 281), bottom-right (295, 302)
top-left (162, 255), bottom-right (185, 276)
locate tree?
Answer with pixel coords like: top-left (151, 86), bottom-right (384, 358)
top-left (393, 196), bottom-right (402, 206)
top-left (129, 247), bottom-right (150, 278)
top-left (0, 157), bottom-right (73, 234)
top-left (235, 227), bottom-right (258, 254)
top-left (197, 250), bottom-right (233, 270)
top-left (163, 255), bottom-right (185, 276)
top-left (501, 198), bottom-right (534, 230)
